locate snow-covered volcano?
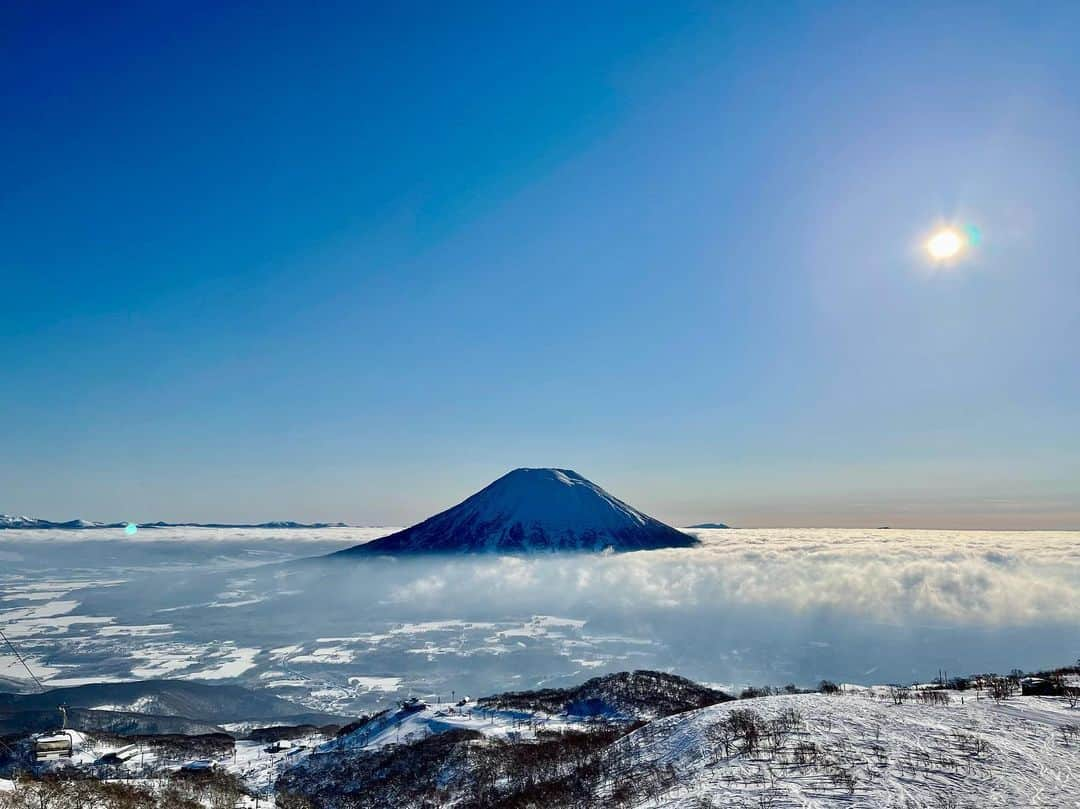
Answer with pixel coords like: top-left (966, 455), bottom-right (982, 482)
top-left (334, 468), bottom-right (697, 555)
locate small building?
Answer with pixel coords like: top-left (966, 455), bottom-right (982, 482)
top-left (34, 733), bottom-right (73, 762)
top-left (97, 744), bottom-right (139, 765)
top-left (180, 759), bottom-right (215, 773)
top-left (1021, 675), bottom-right (1080, 696)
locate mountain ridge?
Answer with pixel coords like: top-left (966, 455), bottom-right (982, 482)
top-left (0, 514), bottom-right (348, 530)
top-left (0, 679), bottom-right (344, 728)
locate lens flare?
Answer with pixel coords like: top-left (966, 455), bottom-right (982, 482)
top-left (124, 522), bottom-right (138, 536)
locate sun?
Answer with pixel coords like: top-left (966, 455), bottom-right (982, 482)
top-left (926, 228), bottom-right (965, 261)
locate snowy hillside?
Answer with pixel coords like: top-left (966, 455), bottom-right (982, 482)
top-left (334, 468), bottom-right (697, 555)
top-left (279, 687), bottom-right (1080, 808)
top-left (600, 689), bottom-right (1080, 808)
top-left (317, 671), bottom-right (730, 756)
top-left (477, 669), bottom-right (732, 720)
top-left (3, 670), bottom-right (1079, 808)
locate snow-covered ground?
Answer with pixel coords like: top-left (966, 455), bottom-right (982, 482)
top-left (25, 726), bottom-right (328, 807)
top-left (603, 690), bottom-right (1080, 808)
top-left (269, 687), bottom-right (1080, 807)
top-left (294, 688), bottom-right (1080, 807)
top-left (320, 698), bottom-right (584, 754)
top-left (10, 672), bottom-right (1080, 807)
top-left (23, 702), bottom-right (568, 806)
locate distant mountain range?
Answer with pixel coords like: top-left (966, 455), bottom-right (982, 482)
top-left (334, 467), bottom-right (697, 556)
top-left (685, 522), bottom-right (731, 529)
top-left (0, 514), bottom-right (347, 530)
top-left (0, 679), bottom-right (345, 736)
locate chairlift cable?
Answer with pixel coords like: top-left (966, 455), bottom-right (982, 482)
top-left (0, 626), bottom-right (44, 692)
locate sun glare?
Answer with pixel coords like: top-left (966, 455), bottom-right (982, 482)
top-left (926, 228), bottom-right (965, 261)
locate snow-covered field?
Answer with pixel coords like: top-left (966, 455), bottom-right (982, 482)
top-left (2, 528), bottom-right (1078, 715)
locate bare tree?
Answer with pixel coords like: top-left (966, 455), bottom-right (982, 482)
top-left (888, 686), bottom-right (910, 705)
top-left (705, 718), bottom-right (738, 762)
top-left (986, 677), bottom-right (1016, 703)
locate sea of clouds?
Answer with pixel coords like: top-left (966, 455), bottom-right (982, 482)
top-left (2, 528), bottom-right (1077, 701)
top-left (310, 528), bottom-right (1080, 625)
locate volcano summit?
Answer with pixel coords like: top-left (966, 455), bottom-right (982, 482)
top-left (334, 468), bottom-right (697, 556)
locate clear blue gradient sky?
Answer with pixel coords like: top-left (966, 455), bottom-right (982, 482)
top-left (3, 2), bottom-right (1078, 528)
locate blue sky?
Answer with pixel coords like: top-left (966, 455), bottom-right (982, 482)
top-left (3, 2), bottom-right (1078, 528)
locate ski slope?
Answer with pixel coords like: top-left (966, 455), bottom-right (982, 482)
top-left (319, 699), bottom-right (581, 753)
top-left (602, 690), bottom-right (1080, 808)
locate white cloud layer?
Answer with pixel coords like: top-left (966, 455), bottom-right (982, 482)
top-left (364, 529), bottom-right (1080, 626)
top-left (2, 528), bottom-right (1077, 696)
